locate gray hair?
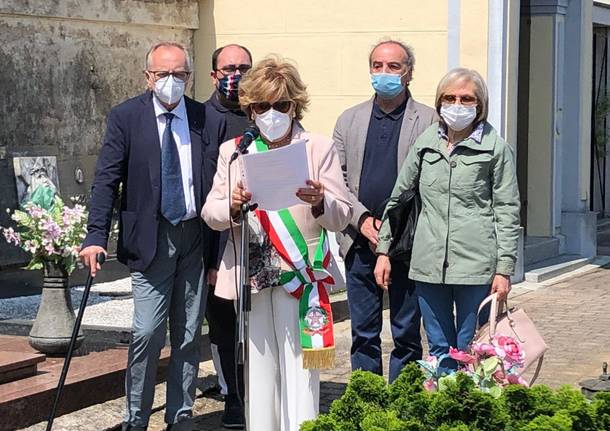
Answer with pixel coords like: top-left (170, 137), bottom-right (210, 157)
top-left (368, 39), bottom-right (415, 72)
top-left (145, 41), bottom-right (192, 71)
top-left (435, 67), bottom-right (489, 124)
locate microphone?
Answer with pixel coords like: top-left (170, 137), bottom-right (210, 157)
top-left (230, 124), bottom-right (260, 163)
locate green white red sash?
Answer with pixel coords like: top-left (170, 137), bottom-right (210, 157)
top-left (237, 136), bottom-right (336, 369)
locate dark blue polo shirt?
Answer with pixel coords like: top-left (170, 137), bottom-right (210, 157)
top-left (358, 97), bottom-right (407, 217)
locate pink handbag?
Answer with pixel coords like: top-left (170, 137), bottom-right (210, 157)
top-left (474, 293), bottom-right (548, 384)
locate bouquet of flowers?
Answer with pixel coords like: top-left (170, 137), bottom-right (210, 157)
top-left (418, 333), bottom-right (528, 398)
top-left (2, 195), bottom-right (87, 274)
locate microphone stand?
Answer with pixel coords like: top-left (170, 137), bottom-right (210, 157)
top-left (236, 202), bottom-right (252, 430)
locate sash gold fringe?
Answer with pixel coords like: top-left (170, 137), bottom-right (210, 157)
top-left (303, 347), bottom-right (335, 369)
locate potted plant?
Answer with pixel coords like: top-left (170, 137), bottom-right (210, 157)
top-left (2, 195), bottom-right (88, 354)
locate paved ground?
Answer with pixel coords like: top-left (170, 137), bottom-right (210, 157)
top-left (21, 261), bottom-right (610, 430)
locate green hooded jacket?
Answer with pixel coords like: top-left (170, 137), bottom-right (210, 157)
top-left (377, 121), bottom-right (520, 285)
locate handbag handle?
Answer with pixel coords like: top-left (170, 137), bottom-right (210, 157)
top-left (476, 293), bottom-right (513, 338)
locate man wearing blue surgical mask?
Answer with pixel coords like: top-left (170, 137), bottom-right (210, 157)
top-left (202, 43), bottom-right (252, 430)
top-left (333, 40), bottom-right (438, 383)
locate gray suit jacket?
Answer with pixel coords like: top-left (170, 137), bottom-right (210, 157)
top-left (333, 94), bottom-right (438, 258)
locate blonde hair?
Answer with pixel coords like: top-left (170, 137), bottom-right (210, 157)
top-left (435, 68), bottom-right (489, 124)
top-left (238, 55), bottom-right (310, 121)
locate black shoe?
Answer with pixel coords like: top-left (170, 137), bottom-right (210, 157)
top-left (221, 395), bottom-right (245, 429)
top-left (122, 424), bottom-right (147, 431)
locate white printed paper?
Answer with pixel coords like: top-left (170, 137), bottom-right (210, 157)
top-left (240, 139), bottom-right (310, 211)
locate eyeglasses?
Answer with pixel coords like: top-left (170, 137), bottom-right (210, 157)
top-left (440, 94), bottom-right (478, 106)
top-left (146, 70), bottom-right (191, 82)
top-left (217, 64), bottom-right (252, 76)
top-left (251, 100), bottom-right (293, 114)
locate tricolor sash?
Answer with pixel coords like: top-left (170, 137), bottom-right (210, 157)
top-left (237, 136), bottom-right (336, 369)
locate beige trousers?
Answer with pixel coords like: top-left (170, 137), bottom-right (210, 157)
top-left (247, 287), bottom-right (320, 431)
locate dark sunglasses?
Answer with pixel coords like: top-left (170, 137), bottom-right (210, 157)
top-left (440, 94), bottom-right (478, 106)
top-left (251, 100), bottom-right (293, 115)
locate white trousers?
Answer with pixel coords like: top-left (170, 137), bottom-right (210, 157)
top-left (248, 287), bottom-right (320, 431)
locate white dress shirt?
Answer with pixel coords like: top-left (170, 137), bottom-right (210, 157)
top-left (153, 95), bottom-right (197, 220)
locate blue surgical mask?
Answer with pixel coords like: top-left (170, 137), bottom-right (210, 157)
top-left (371, 73), bottom-right (405, 99)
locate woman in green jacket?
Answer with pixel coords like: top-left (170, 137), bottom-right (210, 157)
top-left (374, 68), bottom-right (520, 369)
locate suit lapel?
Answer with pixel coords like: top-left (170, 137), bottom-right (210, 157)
top-left (397, 95), bottom-right (419, 171)
top-left (352, 98), bottom-right (374, 186)
top-left (185, 97), bottom-right (203, 213)
top-left (143, 93), bottom-right (162, 211)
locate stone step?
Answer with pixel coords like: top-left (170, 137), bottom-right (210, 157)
top-left (524, 236), bottom-right (560, 266)
top-left (524, 254), bottom-right (593, 283)
top-left (0, 351), bottom-right (45, 384)
top-left (598, 245), bottom-right (610, 256)
top-left (597, 218), bottom-right (610, 233)
top-left (0, 335), bottom-right (170, 430)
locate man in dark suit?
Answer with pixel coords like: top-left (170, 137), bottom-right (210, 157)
top-left (80, 41), bottom-right (219, 431)
top-left (333, 40), bottom-right (438, 383)
top-left (203, 43), bottom-right (252, 429)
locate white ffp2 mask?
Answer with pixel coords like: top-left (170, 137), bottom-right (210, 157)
top-left (440, 104), bottom-right (477, 132)
top-left (153, 75), bottom-right (185, 105)
top-left (254, 109), bottom-right (292, 142)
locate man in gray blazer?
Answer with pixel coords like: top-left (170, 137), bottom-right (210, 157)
top-left (333, 39), bottom-right (438, 382)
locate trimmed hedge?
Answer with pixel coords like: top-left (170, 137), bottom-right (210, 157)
top-left (301, 364), bottom-right (610, 431)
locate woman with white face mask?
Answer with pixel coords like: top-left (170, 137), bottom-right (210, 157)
top-left (202, 55), bottom-right (352, 431)
top-left (373, 68), bottom-right (521, 373)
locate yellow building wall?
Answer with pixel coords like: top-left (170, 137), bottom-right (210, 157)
top-left (194, 0), bottom-right (492, 136)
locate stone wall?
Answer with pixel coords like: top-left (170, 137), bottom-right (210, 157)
top-left (0, 0), bottom-right (199, 266)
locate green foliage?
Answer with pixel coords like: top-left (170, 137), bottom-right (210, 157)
top-left (301, 365), bottom-right (610, 431)
top-left (436, 424), bottom-right (471, 431)
top-left (360, 410), bottom-right (405, 431)
top-left (521, 411), bottom-right (573, 431)
top-left (300, 414), bottom-right (340, 431)
top-left (592, 391), bottom-right (610, 430)
top-left (388, 362), bottom-right (425, 402)
top-left (348, 370), bottom-right (389, 407)
top-left (426, 373), bottom-right (507, 431)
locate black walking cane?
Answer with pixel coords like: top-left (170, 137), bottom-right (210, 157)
top-left (46, 252), bottom-right (106, 431)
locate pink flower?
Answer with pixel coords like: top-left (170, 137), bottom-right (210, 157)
top-left (496, 335), bottom-right (524, 363)
top-left (2, 227), bottom-right (21, 245)
top-left (472, 343), bottom-right (499, 357)
top-left (449, 347), bottom-right (476, 364)
top-left (27, 205), bottom-right (44, 219)
top-left (507, 373), bottom-right (529, 387)
top-left (42, 220), bottom-right (62, 241)
top-left (425, 355), bottom-right (438, 368)
top-left (24, 240), bottom-right (38, 254)
top-left (493, 369), bottom-right (506, 381)
top-left (423, 378), bottom-right (437, 392)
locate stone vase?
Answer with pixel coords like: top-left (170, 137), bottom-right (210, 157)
top-left (28, 261), bottom-right (84, 354)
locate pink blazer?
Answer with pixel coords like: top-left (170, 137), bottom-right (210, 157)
top-left (202, 125), bottom-right (353, 300)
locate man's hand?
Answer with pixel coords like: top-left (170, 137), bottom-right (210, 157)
top-left (207, 268), bottom-right (218, 287)
top-left (491, 274), bottom-right (511, 301)
top-left (374, 255), bottom-right (392, 290)
top-left (359, 216), bottom-right (379, 246)
top-left (78, 245), bottom-right (107, 277)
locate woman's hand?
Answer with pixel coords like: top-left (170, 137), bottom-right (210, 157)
top-left (374, 255), bottom-right (392, 290)
top-left (297, 180), bottom-right (324, 209)
top-left (491, 274), bottom-right (511, 301)
top-left (230, 181), bottom-right (252, 218)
